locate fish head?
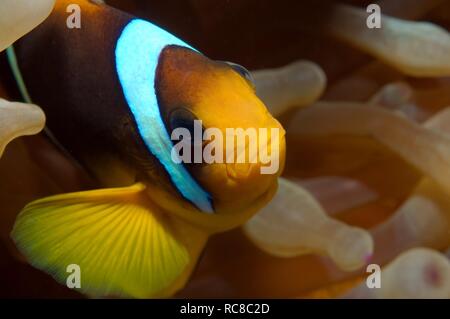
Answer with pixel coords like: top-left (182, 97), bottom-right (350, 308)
top-left (154, 45), bottom-right (286, 232)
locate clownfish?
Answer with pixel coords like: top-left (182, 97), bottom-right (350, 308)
top-left (8, 0), bottom-right (285, 298)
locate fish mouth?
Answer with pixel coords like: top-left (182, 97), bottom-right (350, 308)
top-left (225, 130), bottom-right (284, 180)
top-left (226, 162), bottom-right (254, 180)
top-left (225, 143), bottom-right (262, 180)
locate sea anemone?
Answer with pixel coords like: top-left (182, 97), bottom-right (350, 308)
top-left (0, 0), bottom-right (54, 157)
top-left (177, 0), bottom-right (450, 299)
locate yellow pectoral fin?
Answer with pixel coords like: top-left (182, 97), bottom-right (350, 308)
top-left (11, 183), bottom-right (208, 298)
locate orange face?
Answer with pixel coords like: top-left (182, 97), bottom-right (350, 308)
top-left (152, 46), bottom-right (286, 233)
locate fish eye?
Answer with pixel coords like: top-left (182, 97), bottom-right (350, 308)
top-left (224, 61), bottom-right (255, 89)
top-left (169, 108), bottom-right (204, 144)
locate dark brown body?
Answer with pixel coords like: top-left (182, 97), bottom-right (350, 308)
top-left (14, 1), bottom-right (178, 192)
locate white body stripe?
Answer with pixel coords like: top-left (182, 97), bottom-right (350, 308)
top-left (115, 19), bottom-right (213, 213)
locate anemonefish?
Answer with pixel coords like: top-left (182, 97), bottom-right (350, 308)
top-left (8, 0), bottom-right (285, 298)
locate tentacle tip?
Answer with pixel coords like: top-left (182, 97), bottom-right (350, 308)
top-left (364, 253), bottom-right (373, 264)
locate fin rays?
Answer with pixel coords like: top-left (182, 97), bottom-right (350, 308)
top-left (11, 184), bottom-right (192, 298)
